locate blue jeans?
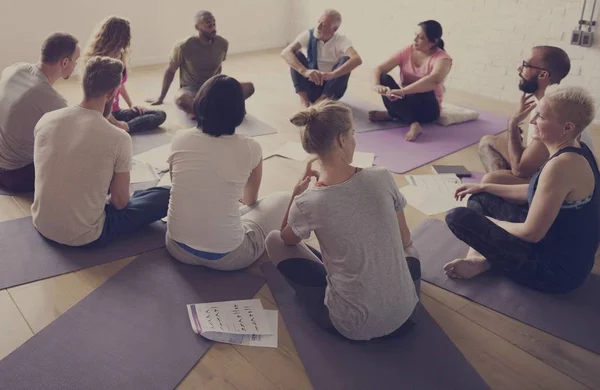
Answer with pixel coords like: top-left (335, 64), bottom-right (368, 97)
top-left (85, 187), bottom-right (170, 248)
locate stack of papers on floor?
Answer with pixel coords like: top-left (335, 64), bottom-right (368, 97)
top-left (187, 299), bottom-right (278, 348)
top-left (130, 160), bottom-right (160, 184)
top-left (264, 141), bottom-right (375, 168)
top-left (400, 174), bottom-right (466, 216)
top-left (133, 144), bottom-right (171, 173)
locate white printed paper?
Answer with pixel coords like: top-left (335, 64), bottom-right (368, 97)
top-left (130, 160), bottom-right (160, 184)
top-left (133, 144), bottom-right (171, 173)
top-left (157, 173), bottom-right (171, 187)
top-left (199, 310), bottom-right (279, 348)
top-left (188, 299), bottom-right (272, 336)
top-left (400, 174), bottom-right (466, 216)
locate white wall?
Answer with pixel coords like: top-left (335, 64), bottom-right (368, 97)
top-left (0, 0), bottom-right (292, 70)
top-left (291, 0), bottom-right (600, 119)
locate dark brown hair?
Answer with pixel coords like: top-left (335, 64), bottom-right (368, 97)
top-left (193, 75), bottom-right (246, 136)
top-left (41, 33), bottom-right (78, 63)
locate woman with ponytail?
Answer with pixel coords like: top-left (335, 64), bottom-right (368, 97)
top-left (265, 99), bottom-right (421, 341)
top-left (369, 20), bottom-right (452, 141)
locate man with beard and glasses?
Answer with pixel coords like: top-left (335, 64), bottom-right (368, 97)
top-left (147, 10), bottom-right (255, 117)
top-left (0, 33), bottom-right (79, 193)
top-left (32, 56), bottom-right (169, 248)
top-left (477, 46), bottom-right (594, 185)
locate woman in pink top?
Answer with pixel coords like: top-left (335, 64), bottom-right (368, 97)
top-left (369, 20), bottom-right (452, 141)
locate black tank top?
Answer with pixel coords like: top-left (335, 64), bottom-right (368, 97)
top-left (527, 142), bottom-right (600, 281)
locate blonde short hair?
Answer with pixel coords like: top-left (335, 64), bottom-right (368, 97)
top-left (544, 85), bottom-right (596, 134)
top-left (289, 99), bottom-right (353, 155)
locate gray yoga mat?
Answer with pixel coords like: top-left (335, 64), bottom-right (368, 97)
top-left (0, 216), bottom-right (166, 290)
top-left (413, 218), bottom-right (600, 354)
top-left (0, 248), bottom-right (265, 390)
top-left (131, 128), bottom-right (173, 155)
top-left (340, 95), bottom-right (404, 133)
top-left (261, 262), bottom-right (489, 390)
top-left (173, 108), bottom-right (277, 137)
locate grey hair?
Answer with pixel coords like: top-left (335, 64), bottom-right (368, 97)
top-left (544, 85), bottom-right (596, 134)
top-left (324, 9), bottom-right (342, 27)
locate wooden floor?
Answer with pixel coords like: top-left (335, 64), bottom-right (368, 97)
top-left (2, 49), bottom-right (600, 390)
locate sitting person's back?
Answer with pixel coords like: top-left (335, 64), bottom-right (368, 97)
top-left (32, 56), bottom-right (169, 248)
top-left (0, 33), bottom-right (79, 192)
top-left (266, 100), bottom-right (419, 341)
top-left (166, 74), bottom-right (289, 271)
top-left (32, 105), bottom-right (131, 245)
top-left (168, 128), bottom-right (261, 252)
top-left (291, 166), bottom-right (419, 339)
top-left (0, 64), bottom-right (65, 170)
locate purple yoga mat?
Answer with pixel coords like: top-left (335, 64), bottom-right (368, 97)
top-left (0, 249), bottom-right (265, 390)
top-left (414, 218), bottom-right (600, 354)
top-left (261, 262), bottom-right (489, 390)
top-left (0, 216), bottom-right (166, 290)
top-left (355, 111), bottom-right (508, 173)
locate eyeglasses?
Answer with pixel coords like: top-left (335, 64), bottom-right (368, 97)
top-left (521, 61), bottom-right (550, 75)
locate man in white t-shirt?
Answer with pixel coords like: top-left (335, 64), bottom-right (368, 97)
top-left (32, 56), bottom-right (170, 248)
top-left (281, 9), bottom-right (362, 107)
top-left (0, 33), bottom-right (79, 193)
top-left (478, 46), bottom-right (595, 185)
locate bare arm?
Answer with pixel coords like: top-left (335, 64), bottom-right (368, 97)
top-left (396, 209), bottom-right (412, 248)
top-left (148, 63), bottom-right (177, 105)
top-left (281, 41), bottom-right (307, 76)
top-left (242, 160), bottom-right (262, 206)
top-left (109, 171), bottom-right (131, 210)
top-left (329, 47), bottom-right (362, 78)
top-left (508, 136), bottom-right (550, 178)
top-left (120, 85), bottom-right (134, 108)
top-left (490, 158), bottom-right (572, 242)
top-left (482, 183), bottom-right (530, 203)
top-left (392, 59), bottom-right (452, 96)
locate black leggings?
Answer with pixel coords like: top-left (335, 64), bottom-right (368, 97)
top-left (113, 109), bottom-right (167, 134)
top-left (446, 193), bottom-right (579, 293)
top-left (277, 248), bottom-right (421, 339)
top-left (379, 74), bottom-right (440, 124)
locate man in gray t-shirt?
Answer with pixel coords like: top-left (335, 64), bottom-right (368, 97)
top-left (0, 33), bottom-right (79, 193)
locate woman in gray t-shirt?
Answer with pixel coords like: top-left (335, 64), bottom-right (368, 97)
top-left (265, 99), bottom-right (420, 341)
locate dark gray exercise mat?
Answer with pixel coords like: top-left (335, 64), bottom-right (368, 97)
top-left (0, 216), bottom-right (166, 290)
top-left (413, 218), bottom-right (600, 354)
top-left (0, 248), bottom-right (266, 390)
top-left (261, 262), bottom-right (489, 390)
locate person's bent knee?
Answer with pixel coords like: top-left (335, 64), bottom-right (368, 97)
top-left (445, 207), bottom-right (470, 229)
top-left (379, 73), bottom-right (394, 84)
top-left (265, 230), bottom-right (285, 262)
top-left (156, 110), bottom-right (167, 124)
top-left (242, 82), bottom-right (255, 99)
top-left (479, 134), bottom-right (496, 148)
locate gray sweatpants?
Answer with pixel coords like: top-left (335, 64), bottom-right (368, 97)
top-left (166, 191), bottom-right (291, 271)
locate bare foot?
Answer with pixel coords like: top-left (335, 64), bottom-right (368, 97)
top-left (405, 122), bottom-right (423, 141)
top-left (368, 110), bottom-right (393, 122)
top-left (443, 257), bottom-right (491, 279)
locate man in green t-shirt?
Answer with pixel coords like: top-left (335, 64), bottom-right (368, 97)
top-left (147, 11), bottom-right (255, 117)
